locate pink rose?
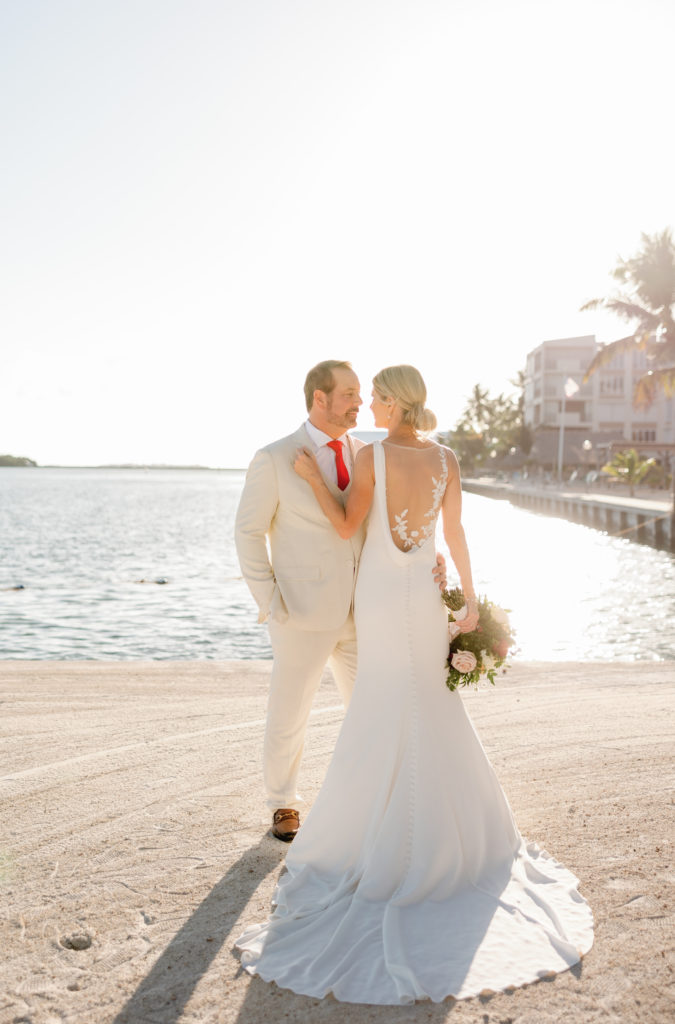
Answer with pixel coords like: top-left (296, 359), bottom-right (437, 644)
top-left (448, 620), bottom-right (462, 641)
top-left (451, 650), bottom-right (477, 674)
top-left (493, 639), bottom-right (509, 659)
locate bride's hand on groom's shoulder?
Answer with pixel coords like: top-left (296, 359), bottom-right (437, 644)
top-left (294, 447), bottom-right (321, 483)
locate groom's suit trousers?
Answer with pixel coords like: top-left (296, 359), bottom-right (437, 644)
top-left (265, 614), bottom-right (358, 810)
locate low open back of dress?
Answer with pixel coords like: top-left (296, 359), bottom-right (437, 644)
top-left (381, 441), bottom-right (448, 552)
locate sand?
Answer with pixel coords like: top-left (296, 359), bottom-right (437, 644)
top-left (0, 659), bottom-right (673, 1024)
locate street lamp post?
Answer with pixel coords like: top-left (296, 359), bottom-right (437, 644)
top-left (557, 377), bottom-right (580, 482)
top-left (582, 439), bottom-right (592, 484)
top-left (557, 390), bottom-right (566, 482)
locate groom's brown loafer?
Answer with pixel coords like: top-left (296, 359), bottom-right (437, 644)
top-left (272, 808), bottom-right (300, 842)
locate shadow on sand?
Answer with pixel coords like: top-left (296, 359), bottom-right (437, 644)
top-left (111, 838), bottom-right (584, 1024)
top-left (111, 834), bottom-right (284, 1024)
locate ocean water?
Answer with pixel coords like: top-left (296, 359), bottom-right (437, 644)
top-left (1, 467), bottom-right (674, 661)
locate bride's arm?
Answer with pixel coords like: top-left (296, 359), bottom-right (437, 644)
top-left (294, 445), bottom-right (374, 539)
top-left (441, 449), bottom-right (479, 630)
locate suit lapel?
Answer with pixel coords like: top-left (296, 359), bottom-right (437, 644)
top-left (295, 423), bottom-right (346, 504)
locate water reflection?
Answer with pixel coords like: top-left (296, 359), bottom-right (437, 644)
top-left (459, 493), bottom-right (675, 661)
top-left (0, 469), bottom-right (672, 661)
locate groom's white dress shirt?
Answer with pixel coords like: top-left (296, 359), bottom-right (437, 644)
top-left (304, 420), bottom-right (354, 486)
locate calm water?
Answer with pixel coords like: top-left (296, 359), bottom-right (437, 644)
top-left (1, 468), bottom-right (674, 661)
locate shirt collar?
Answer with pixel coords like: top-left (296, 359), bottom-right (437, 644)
top-left (305, 419), bottom-right (349, 449)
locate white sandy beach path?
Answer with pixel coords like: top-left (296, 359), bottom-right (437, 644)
top-left (0, 660), bottom-right (673, 1024)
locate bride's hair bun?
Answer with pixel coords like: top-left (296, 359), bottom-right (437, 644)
top-left (416, 406), bottom-right (437, 433)
top-left (372, 365), bottom-right (436, 434)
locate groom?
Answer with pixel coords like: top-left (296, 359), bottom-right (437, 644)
top-left (235, 359), bottom-right (444, 841)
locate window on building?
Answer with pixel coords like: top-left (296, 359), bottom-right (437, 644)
top-left (632, 428), bottom-right (656, 442)
top-left (599, 376), bottom-right (624, 395)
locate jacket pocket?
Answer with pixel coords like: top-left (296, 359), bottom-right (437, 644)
top-left (274, 566), bottom-right (322, 581)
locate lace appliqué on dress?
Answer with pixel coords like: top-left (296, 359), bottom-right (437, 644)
top-left (391, 447), bottom-right (448, 550)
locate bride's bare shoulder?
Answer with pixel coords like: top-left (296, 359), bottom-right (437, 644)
top-left (437, 443), bottom-right (460, 473)
top-left (352, 444), bottom-right (375, 483)
top-left (354, 444), bottom-right (375, 465)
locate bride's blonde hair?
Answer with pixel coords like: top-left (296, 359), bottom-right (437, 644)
top-left (372, 365), bottom-right (437, 434)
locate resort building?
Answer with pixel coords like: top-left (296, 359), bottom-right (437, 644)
top-left (525, 336), bottom-right (596, 433)
top-left (524, 335), bottom-right (675, 453)
top-left (589, 346), bottom-right (674, 444)
top-left (520, 335), bottom-right (675, 473)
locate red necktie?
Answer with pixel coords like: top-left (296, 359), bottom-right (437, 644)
top-left (326, 439), bottom-right (350, 491)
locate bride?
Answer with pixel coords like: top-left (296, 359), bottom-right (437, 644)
top-left (235, 364), bottom-right (593, 1004)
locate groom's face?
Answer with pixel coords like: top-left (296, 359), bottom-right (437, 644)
top-left (324, 368), bottom-right (362, 430)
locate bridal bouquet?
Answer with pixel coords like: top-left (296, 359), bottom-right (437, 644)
top-left (442, 587), bottom-right (515, 691)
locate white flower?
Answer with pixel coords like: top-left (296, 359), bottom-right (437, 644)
top-left (452, 604), bottom-right (468, 621)
top-left (490, 605), bottom-right (510, 627)
top-left (448, 620), bottom-right (461, 640)
top-left (481, 650), bottom-right (496, 671)
top-left (451, 650), bottom-right (477, 674)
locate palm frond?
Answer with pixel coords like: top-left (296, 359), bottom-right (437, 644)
top-left (633, 366), bottom-right (675, 409)
top-left (601, 299), bottom-right (659, 327)
top-left (649, 337), bottom-right (675, 366)
top-left (612, 229), bottom-right (675, 308)
top-left (579, 297), bottom-right (602, 313)
top-left (582, 336), bottom-right (642, 381)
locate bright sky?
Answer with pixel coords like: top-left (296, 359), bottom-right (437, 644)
top-left (2, 0), bottom-right (673, 468)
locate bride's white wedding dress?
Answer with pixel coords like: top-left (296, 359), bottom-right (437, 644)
top-left (236, 440), bottom-right (593, 1004)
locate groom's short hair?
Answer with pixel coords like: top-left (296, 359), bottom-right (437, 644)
top-left (304, 360), bottom-right (353, 412)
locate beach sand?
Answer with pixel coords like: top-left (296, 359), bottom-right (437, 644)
top-left (0, 660), bottom-right (673, 1024)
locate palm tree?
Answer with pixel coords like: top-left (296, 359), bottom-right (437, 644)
top-left (508, 369), bottom-right (532, 455)
top-left (439, 383), bottom-right (529, 472)
top-left (581, 229), bottom-right (675, 408)
top-left (601, 449), bottom-right (655, 497)
top-left (464, 384), bottom-right (491, 426)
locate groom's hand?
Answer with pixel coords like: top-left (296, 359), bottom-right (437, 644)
top-left (432, 553), bottom-right (447, 591)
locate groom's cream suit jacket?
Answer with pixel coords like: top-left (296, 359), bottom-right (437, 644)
top-left (235, 425), bottom-right (366, 631)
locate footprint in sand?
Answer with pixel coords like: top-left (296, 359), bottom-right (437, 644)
top-left (60, 932), bottom-right (92, 951)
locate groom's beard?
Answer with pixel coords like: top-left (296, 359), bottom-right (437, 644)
top-left (326, 405), bottom-right (360, 430)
